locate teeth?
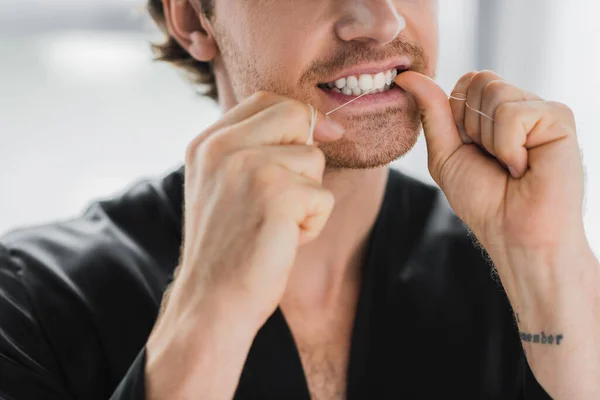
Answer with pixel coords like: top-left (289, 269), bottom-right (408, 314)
top-left (373, 72), bottom-right (385, 89)
top-left (358, 75), bottom-right (374, 90)
top-left (322, 67), bottom-right (402, 96)
top-left (334, 77), bottom-right (346, 89)
top-left (385, 70), bottom-right (392, 85)
top-left (346, 76), bottom-right (358, 89)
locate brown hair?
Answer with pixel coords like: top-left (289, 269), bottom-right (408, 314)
top-left (147, 0), bottom-right (218, 100)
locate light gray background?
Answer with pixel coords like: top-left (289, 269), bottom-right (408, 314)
top-left (0, 0), bottom-right (598, 255)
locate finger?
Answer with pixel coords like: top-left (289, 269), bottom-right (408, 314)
top-left (393, 71), bottom-right (462, 186)
top-left (226, 99), bottom-right (344, 147)
top-left (464, 70), bottom-right (505, 145)
top-left (449, 71), bottom-right (477, 143)
top-left (265, 172), bottom-right (335, 245)
top-left (479, 80), bottom-right (542, 158)
top-left (191, 91), bottom-right (286, 147)
top-left (292, 180), bottom-right (335, 245)
top-left (493, 100), bottom-right (575, 178)
top-left (242, 145), bottom-right (326, 184)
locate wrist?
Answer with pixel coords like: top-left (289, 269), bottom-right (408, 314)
top-left (145, 286), bottom-right (259, 399)
top-left (499, 238), bottom-right (596, 314)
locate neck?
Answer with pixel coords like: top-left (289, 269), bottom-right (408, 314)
top-left (284, 166), bottom-right (389, 308)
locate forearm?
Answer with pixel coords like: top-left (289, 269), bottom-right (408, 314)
top-left (493, 242), bottom-right (600, 399)
top-left (145, 293), bottom-right (259, 400)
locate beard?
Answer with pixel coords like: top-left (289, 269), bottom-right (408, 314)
top-left (319, 104), bottom-right (422, 169)
top-left (212, 22), bottom-right (426, 170)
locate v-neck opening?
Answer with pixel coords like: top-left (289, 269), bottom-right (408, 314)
top-left (272, 168), bottom-right (395, 399)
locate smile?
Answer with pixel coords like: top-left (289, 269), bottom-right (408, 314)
top-left (318, 67), bottom-right (409, 97)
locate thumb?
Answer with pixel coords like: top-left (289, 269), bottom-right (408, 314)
top-left (394, 71), bottom-right (463, 185)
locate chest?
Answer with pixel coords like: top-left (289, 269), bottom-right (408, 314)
top-left (284, 309), bottom-right (356, 400)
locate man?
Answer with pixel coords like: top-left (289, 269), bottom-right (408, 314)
top-left (0, 0), bottom-right (598, 399)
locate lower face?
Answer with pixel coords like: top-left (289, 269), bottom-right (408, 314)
top-left (212, 0), bottom-right (439, 169)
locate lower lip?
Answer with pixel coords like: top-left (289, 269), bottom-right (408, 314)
top-left (318, 86), bottom-right (408, 113)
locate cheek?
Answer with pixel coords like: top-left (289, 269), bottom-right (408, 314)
top-left (403, 3), bottom-right (439, 74)
top-left (218, 0), bottom-right (321, 95)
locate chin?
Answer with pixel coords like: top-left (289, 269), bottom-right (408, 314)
top-left (320, 110), bottom-right (422, 169)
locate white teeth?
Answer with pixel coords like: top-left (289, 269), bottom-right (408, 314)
top-left (373, 72), bottom-right (385, 90)
top-left (323, 68), bottom-right (401, 96)
top-left (385, 70), bottom-right (392, 85)
top-left (335, 78), bottom-right (346, 89)
top-left (346, 75), bottom-right (358, 89)
top-left (358, 75), bottom-right (374, 90)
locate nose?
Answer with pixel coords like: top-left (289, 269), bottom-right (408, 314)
top-left (335, 0), bottom-right (406, 45)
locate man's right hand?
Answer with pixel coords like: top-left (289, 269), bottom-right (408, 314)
top-left (145, 92), bottom-right (345, 399)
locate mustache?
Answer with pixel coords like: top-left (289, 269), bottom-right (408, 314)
top-left (299, 38), bottom-right (428, 85)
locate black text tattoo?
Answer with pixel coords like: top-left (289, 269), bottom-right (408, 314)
top-left (519, 331), bottom-right (564, 346)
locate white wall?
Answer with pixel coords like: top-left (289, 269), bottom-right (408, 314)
top-left (0, 30), bottom-right (221, 234)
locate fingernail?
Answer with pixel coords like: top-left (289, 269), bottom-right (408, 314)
top-left (324, 116), bottom-right (346, 137)
top-left (508, 166), bottom-right (519, 178)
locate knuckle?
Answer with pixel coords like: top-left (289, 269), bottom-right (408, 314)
top-left (455, 71), bottom-right (477, 89)
top-left (251, 91), bottom-right (274, 103)
top-left (227, 147), bottom-right (258, 173)
top-left (494, 102), bottom-right (518, 122)
top-left (308, 146), bottom-right (326, 166)
top-left (551, 101), bottom-right (575, 122)
top-left (185, 132), bottom-right (214, 166)
top-left (185, 138), bottom-right (200, 165)
top-left (483, 79), bottom-right (507, 99)
top-left (280, 100), bottom-right (309, 125)
top-left (321, 189), bottom-right (335, 210)
top-left (462, 70), bottom-right (478, 81)
top-left (201, 131), bottom-right (229, 158)
top-left (253, 163), bottom-right (286, 194)
top-left (469, 71), bottom-right (487, 87)
top-left (471, 70), bottom-right (502, 89)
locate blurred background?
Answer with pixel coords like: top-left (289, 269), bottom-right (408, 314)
top-left (0, 0), bottom-right (598, 255)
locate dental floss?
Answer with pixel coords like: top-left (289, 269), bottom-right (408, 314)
top-left (325, 87), bottom-right (378, 116)
top-left (307, 104), bottom-right (317, 145)
top-left (449, 93), bottom-right (495, 122)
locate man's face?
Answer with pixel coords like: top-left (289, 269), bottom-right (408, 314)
top-left (209, 0), bottom-right (439, 168)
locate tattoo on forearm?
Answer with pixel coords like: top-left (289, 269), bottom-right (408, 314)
top-left (519, 331), bottom-right (564, 345)
top-left (515, 315), bottom-right (564, 345)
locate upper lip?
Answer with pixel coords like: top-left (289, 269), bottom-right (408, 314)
top-left (320, 57), bottom-right (412, 84)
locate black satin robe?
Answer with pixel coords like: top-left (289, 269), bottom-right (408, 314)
top-left (0, 167), bottom-right (550, 399)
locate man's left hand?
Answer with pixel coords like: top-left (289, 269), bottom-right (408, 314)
top-left (395, 70), bottom-right (600, 399)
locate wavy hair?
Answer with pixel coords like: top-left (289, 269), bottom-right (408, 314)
top-left (147, 0), bottom-right (217, 100)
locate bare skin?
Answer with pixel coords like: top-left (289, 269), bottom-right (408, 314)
top-left (145, 1), bottom-right (600, 399)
